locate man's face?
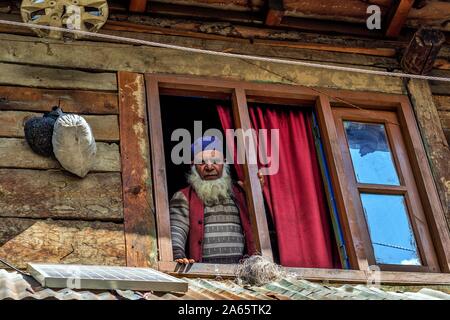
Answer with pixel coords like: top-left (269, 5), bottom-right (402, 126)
top-left (193, 150), bottom-right (224, 181)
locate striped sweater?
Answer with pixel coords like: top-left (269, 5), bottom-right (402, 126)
top-left (169, 191), bottom-right (245, 264)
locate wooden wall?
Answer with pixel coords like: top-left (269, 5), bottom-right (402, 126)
top-left (0, 72), bottom-right (126, 269)
top-left (0, 25), bottom-right (448, 268)
top-left (432, 90), bottom-right (450, 221)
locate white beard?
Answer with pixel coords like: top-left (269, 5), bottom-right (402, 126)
top-left (187, 164), bottom-right (233, 206)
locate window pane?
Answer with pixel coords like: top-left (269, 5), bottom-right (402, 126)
top-left (361, 193), bottom-right (421, 266)
top-left (344, 122), bottom-right (400, 185)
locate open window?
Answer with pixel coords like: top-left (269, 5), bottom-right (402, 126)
top-left (333, 108), bottom-right (440, 272)
top-left (143, 74), bottom-right (450, 282)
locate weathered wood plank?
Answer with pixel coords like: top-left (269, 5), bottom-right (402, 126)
top-left (106, 13), bottom-right (402, 51)
top-left (406, 79), bottom-right (449, 225)
top-left (0, 34), bottom-right (404, 94)
top-left (0, 138), bottom-right (121, 172)
top-left (438, 110), bottom-right (450, 144)
top-left (0, 62), bottom-right (117, 91)
top-left (118, 71), bottom-right (158, 267)
top-left (157, 261), bottom-right (450, 285)
top-left (0, 111), bottom-right (119, 142)
top-left (0, 219), bottom-right (126, 269)
top-left (0, 15), bottom-right (402, 57)
top-left (0, 86), bottom-right (118, 114)
top-left (430, 69), bottom-right (450, 96)
top-left (434, 95), bottom-right (450, 112)
top-left (438, 111), bottom-right (450, 130)
top-left (0, 32), bottom-right (400, 70)
top-left (0, 169), bottom-right (123, 220)
top-left (434, 97), bottom-right (450, 144)
top-left (435, 98), bottom-right (450, 144)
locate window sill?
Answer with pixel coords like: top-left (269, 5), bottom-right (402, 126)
top-left (157, 261), bottom-right (450, 286)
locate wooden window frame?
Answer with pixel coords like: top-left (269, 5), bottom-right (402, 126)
top-left (141, 73), bottom-right (450, 285)
top-left (333, 108), bottom-right (439, 273)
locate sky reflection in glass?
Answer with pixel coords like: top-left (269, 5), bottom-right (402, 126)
top-left (344, 122), bottom-right (400, 186)
top-left (361, 193), bottom-right (421, 266)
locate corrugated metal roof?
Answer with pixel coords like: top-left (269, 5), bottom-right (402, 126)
top-left (0, 269), bottom-right (116, 300)
top-left (1, 269), bottom-right (449, 300)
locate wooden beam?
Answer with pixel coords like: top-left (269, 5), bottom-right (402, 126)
top-left (1, 12), bottom-right (405, 57)
top-left (158, 261), bottom-right (450, 285)
top-left (0, 138), bottom-right (120, 172)
top-left (0, 169), bottom-right (123, 220)
top-left (385, 0), bottom-right (415, 38)
top-left (0, 111), bottom-right (119, 142)
top-left (129, 0), bottom-right (147, 13)
top-left (0, 62), bottom-right (117, 91)
top-left (265, 0), bottom-right (284, 27)
top-left (0, 86), bottom-right (118, 115)
top-left (118, 71), bottom-right (158, 268)
top-left (0, 219), bottom-right (126, 269)
top-left (104, 20), bottom-right (398, 57)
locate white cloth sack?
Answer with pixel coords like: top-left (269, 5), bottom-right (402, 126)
top-left (52, 114), bottom-right (97, 178)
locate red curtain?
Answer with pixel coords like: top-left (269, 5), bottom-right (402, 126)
top-left (217, 104), bottom-right (339, 268)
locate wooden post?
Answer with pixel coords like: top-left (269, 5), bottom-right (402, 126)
top-left (385, 0), bottom-right (414, 38)
top-left (118, 71), bottom-right (158, 267)
top-left (406, 79), bottom-right (449, 228)
top-left (401, 28), bottom-right (446, 75)
top-left (144, 75), bottom-right (174, 263)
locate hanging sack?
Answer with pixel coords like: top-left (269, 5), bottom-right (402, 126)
top-left (52, 114), bottom-right (97, 178)
top-left (24, 106), bottom-right (64, 157)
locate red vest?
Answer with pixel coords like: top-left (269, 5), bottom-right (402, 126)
top-left (180, 184), bottom-right (257, 262)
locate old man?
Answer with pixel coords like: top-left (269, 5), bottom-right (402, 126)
top-left (169, 135), bottom-right (257, 264)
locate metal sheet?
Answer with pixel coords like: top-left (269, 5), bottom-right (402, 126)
top-left (27, 263), bottom-right (188, 292)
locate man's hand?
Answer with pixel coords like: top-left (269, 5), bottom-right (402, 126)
top-left (257, 170), bottom-right (265, 189)
top-left (237, 170), bottom-right (265, 189)
top-left (175, 258), bottom-right (195, 264)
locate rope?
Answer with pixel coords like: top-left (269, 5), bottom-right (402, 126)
top-left (0, 19), bottom-right (449, 83)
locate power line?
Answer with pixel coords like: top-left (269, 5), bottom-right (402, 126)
top-left (0, 19), bottom-right (449, 83)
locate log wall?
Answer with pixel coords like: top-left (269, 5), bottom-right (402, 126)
top-left (0, 20), bottom-right (448, 268)
top-left (0, 71), bottom-right (126, 268)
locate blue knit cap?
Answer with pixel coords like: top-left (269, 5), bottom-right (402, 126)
top-left (191, 135), bottom-right (222, 159)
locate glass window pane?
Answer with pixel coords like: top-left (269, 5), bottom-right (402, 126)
top-left (361, 193), bottom-right (421, 266)
top-left (344, 121), bottom-right (400, 185)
